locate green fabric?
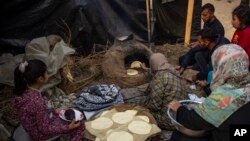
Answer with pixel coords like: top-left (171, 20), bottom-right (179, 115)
top-left (194, 84), bottom-right (249, 127)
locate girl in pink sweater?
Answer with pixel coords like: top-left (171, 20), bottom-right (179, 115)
top-left (14, 59), bottom-right (84, 141)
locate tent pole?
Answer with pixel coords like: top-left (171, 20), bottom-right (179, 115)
top-left (184, 0), bottom-right (194, 45)
top-left (150, 0), bottom-right (154, 42)
top-left (146, 0), bottom-right (151, 46)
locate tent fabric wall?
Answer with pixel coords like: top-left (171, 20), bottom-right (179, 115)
top-left (0, 0), bottom-right (89, 53)
top-left (0, 0), bottom-right (201, 54)
top-left (153, 0), bottom-right (202, 44)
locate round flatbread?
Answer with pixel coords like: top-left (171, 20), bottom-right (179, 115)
top-left (91, 117), bottom-right (113, 130)
top-left (100, 110), bottom-right (110, 117)
top-left (131, 61), bottom-right (142, 68)
top-left (127, 69), bottom-right (138, 76)
top-left (107, 131), bottom-right (133, 141)
top-left (136, 116), bottom-right (150, 123)
top-left (112, 112), bottom-right (134, 124)
top-left (128, 121), bottom-right (152, 135)
top-left (125, 110), bottom-right (138, 116)
top-left (106, 129), bottom-right (114, 135)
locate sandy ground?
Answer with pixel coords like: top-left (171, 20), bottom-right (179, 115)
top-left (202, 0), bottom-right (240, 40)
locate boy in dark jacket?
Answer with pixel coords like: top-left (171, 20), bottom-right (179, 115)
top-left (178, 3), bottom-right (225, 74)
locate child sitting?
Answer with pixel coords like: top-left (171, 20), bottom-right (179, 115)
top-left (178, 3), bottom-right (225, 74)
top-left (14, 59), bottom-right (84, 141)
top-left (231, 5), bottom-right (250, 66)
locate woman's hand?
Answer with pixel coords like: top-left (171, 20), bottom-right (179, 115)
top-left (196, 80), bottom-right (208, 88)
top-left (168, 100), bottom-right (181, 112)
top-left (68, 120), bottom-right (80, 130)
top-left (140, 63), bottom-right (149, 70)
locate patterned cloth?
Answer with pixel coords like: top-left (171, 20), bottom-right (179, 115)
top-left (14, 88), bottom-right (84, 141)
top-left (195, 44), bottom-right (250, 127)
top-left (211, 44), bottom-right (250, 90)
top-left (75, 84), bottom-right (124, 111)
top-left (144, 71), bottom-right (188, 130)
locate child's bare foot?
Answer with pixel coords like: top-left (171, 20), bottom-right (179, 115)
top-left (175, 66), bottom-right (181, 70)
top-left (179, 67), bottom-right (185, 75)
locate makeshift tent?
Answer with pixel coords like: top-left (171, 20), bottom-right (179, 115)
top-left (0, 0), bottom-right (201, 54)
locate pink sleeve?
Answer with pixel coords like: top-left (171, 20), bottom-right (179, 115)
top-left (33, 97), bottom-right (69, 136)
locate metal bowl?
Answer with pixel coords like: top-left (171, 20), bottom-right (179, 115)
top-left (167, 100), bottom-right (207, 137)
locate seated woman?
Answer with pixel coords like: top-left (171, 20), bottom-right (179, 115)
top-left (14, 59), bottom-right (84, 141)
top-left (143, 53), bottom-right (188, 130)
top-left (168, 44), bottom-right (250, 141)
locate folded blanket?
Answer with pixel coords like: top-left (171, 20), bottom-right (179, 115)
top-left (74, 84), bottom-right (124, 111)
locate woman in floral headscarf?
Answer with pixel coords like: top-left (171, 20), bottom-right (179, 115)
top-left (144, 53), bottom-right (188, 130)
top-left (168, 44), bottom-right (250, 141)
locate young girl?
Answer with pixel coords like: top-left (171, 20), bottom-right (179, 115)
top-left (231, 5), bottom-right (250, 64)
top-left (14, 59), bottom-right (84, 141)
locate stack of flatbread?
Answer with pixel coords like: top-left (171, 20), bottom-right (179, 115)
top-left (85, 107), bottom-right (161, 141)
top-left (126, 61), bottom-right (143, 76)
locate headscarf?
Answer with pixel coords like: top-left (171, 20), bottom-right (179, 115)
top-left (211, 44), bottom-right (250, 90)
top-left (150, 53), bottom-right (178, 75)
top-left (195, 44), bottom-right (250, 127)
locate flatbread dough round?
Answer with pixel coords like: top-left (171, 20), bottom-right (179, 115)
top-left (91, 117), bottom-right (113, 130)
top-left (112, 112), bottom-right (134, 124)
top-left (136, 116), bottom-right (150, 123)
top-left (127, 69), bottom-right (138, 76)
top-left (128, 121), bottom-right (152, 135)
top-left (107, 131), bottom-right (133, 141)
top-left (106, 129), bottom-right (114, 135)
top-left (125, 110), bottom-right (138, 116)
top-left (131, 61), bottom-right (142, 68)
top-left (100, 110), bottom-right (110, 117)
